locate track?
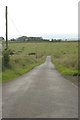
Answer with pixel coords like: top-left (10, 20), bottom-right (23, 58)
top-left (2, 56), bottom-right (78, 118)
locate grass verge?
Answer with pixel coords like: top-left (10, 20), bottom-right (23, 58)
top-left (52, 61), bottom-right (78, 86)
top-left (2, 63), bottom-right (37, 83)
top-left (2, 55), bottom-right (45, 83)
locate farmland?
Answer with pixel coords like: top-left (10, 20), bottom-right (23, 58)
top-left (2, 41), bottom-right (78, 83)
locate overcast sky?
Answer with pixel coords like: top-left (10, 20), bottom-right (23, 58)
top-left (0, 0), bottom-right (79, 39)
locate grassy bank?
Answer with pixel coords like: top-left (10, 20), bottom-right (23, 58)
top-left (2, 54), bottom-right (45, 83)
top-left (2, 41), bottom-right (79, 82)
top-left (51, 42), bottom-right (78, 76)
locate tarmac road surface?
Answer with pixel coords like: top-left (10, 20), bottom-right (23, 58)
top-left (2, 56), bottom-right (78, 118)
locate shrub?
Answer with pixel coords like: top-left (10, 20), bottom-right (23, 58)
top-left (2, 49), bottom-right (10, 68)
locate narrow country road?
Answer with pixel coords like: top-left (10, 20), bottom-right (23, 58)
top-left (2, 56), bottom-right (78, 118)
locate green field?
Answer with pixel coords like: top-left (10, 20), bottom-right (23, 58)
top-left (2, 41), bottom-right (79, 83)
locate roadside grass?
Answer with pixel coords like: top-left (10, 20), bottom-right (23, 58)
top-left (2, 63), bottom-right (36, 83)
top-left (2, 41), bottom-right (79, 82)
top-left (53, 63), bottom-right (78, 75)
top-left (50, 42), bottom-right (78, 76)
top-left (2, 54), bottom-right (45, 83)
top-left (53, 53), bottom-right (78, 75)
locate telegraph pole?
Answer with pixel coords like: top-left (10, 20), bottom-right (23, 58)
top-left (5, 6), bottom-right (8, 49)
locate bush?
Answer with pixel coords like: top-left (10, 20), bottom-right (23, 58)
top-left (2, 49), bottom-right (10, 68)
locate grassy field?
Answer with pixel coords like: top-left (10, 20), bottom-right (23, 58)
top-left (2, 41), bottom-right (79, 83)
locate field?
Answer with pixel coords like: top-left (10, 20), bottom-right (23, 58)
top-left (2, 41), bottom-right (79, 83)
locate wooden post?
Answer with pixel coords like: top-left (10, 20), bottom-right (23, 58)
top-left (5, 6), bottom-right (8, 49)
